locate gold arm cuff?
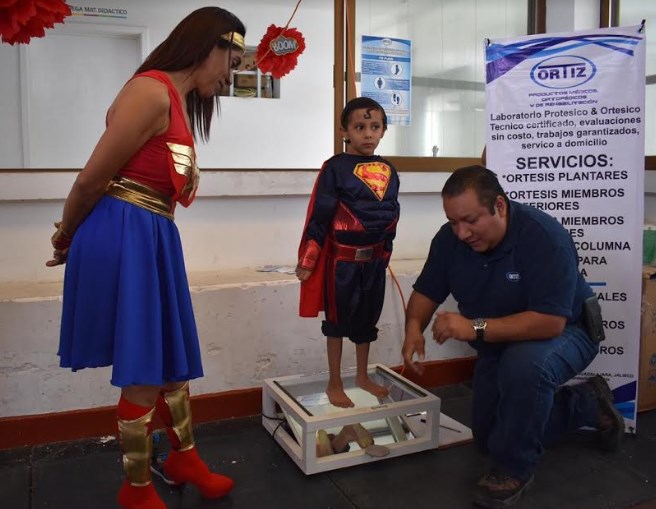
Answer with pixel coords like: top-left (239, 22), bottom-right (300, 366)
top-left (162, 382), bottom-right (195, 452)
top-left (118, 407), bottom-right (156, 487)
top-left (220, 31), bottom-right (245, 51)
top-left (105, 177), bottom-right (174, 220)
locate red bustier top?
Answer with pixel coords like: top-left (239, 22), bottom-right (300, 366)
top-left (117, 70), bottom-right (199, 207)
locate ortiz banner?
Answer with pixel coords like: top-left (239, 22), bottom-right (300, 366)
top-left (485, 26), bottom-right (646, 431)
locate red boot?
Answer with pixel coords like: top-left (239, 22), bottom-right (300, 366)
top-left (117, 396), bottom-right (167, 509)
top-left (164, 448), bottom-right (234, 498)
top-left (157, 383), bottom-right (234, 499)
top-left (117, 480), bottom-right (167, 509)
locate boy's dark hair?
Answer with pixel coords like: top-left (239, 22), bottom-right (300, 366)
top-left (136, 7), bottom-right (246, 142)
top-left (442, 165), bottom-right (508, 215)
top-left (340, 97), bottom-right (388, 130)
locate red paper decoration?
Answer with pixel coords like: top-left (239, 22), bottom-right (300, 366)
top-left (0, 0), bottom-right (72, 45)
top-left (256, 24), bottom-right (306, 79)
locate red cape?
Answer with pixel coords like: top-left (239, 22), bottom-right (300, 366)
top-left (298, 166), bottom-right (329, 317)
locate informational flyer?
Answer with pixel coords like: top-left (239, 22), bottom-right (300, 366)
top-left (361, 35), bottom-right (412, 126)
top-left (485, 26), bottom-right (646, 431)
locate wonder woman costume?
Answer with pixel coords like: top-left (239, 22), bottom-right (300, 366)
top-left (56, 32), bottom-right (243, 509)
top-left (298, 153), bottom-right (400, 343)
top-left (58, 70), bottom-right (202, 387)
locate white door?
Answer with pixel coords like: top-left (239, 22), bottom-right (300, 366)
top-left (23, 26), bottom-right (142, 168)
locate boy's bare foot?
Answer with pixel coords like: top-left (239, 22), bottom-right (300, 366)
top-left (356, 376), bottom-right (389, 399)
top-left (326, 383), bottom-right (354, 408)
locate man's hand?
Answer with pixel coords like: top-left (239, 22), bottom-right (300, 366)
top-left (402, 328), bottom-right (426, 374)
top-left (432, 311), bottom-right (475, 344)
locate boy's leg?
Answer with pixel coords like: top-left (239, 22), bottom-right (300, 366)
top-left (355, 342), bottom-right (389, 399)
top-left (326, 336), bottom-right (354, 407)
top-left (350, 257), bottom-right (388, 399)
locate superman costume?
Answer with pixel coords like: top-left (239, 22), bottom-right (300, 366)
top-left (298, 153), bottom-right (400, 343)
top-left (58, 70), bottom-right (203, 387)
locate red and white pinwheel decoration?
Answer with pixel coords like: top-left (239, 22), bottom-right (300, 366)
top-left (0, 0), bottom-right (72, 45)
top-left (256, 24), bottom-right (306, 79)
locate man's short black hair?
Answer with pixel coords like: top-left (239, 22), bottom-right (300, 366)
top-left (442, 165), bottom-right (508, 215)
top-left (340, 97), bottom-right (388, 130)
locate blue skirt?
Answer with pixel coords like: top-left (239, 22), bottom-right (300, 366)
top-left (58, 196), bottom-right (204, 387)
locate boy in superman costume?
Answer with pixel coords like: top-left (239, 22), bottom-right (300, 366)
top-left (296, 97), bottom-right (400, 408)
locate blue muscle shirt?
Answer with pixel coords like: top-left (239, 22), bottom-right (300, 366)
top-left (303, 153), bottom-right (400, 248)
top-left (413, 200), bottom-right (593, 323)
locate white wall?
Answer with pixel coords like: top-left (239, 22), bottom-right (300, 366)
top-left (0, 264), bottom-right (474, 417)
top-left (0, 43), bottom-right (22, 167)
top-left (0, 0), bottom-right (652, 420)
top-left (0, 171), bottom-right (452, 282)
top-left (0, 167), bottom-right (462, 418)
top-left (0, 0), bottom-right (334, 169)
top-left (546, 0), bottom-right (600, 32)
top-left (0, 1), bottom-right (464, 419)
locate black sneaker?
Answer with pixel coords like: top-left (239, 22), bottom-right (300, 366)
top-left (150, 432), bottom-right (179, 487)
top-left (150, 451), bottom-right (177, 486)
top-left (587, 375), bottom-right (624, 452)
top-left (474, 472), bottom-right (534, 508)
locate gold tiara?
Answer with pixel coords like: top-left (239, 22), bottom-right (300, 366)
top-left (220, 32), bottom-right (245, 51)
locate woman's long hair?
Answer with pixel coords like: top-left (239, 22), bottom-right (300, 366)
top-left (136, 7), bottom-right (246, 141)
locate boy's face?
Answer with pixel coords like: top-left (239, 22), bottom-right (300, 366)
top-left (341, 107), bottom-right (386, 156)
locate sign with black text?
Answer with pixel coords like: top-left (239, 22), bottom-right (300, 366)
top-left (485, 26), bottom-right (646, 431)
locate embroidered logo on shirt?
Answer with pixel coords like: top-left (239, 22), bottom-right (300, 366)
top-left (353, 162), bottom-right (391, 201)
top-left (506, 271), bottom-right (521, 282)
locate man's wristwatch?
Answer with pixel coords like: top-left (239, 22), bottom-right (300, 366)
top-left (472, 318), bottom-right (487, 341)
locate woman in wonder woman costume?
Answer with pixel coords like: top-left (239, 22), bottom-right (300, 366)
top-left (46, 7), bottom-right (245, 509)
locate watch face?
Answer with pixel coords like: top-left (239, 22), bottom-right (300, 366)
top-left (473, 318), bottom-right (487, 340)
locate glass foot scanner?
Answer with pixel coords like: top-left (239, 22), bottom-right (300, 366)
top-left (262, 363), bottom-right (472, 474)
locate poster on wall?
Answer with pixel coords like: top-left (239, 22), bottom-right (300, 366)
top-left (361, 35), bottom-right (412, 126)
top-left (485, 26), bottom-right (646, 431)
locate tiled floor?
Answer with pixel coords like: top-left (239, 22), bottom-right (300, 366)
top-left (2, 385), bottom-right (655, 509)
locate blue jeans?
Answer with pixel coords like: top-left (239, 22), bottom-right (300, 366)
top-left (471, 324), bottom-right (600, 481)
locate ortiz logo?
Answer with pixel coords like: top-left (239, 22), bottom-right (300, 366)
top-left (530, 55), bottom-right (596, 89)
top-left (354, 162), bottom-right (391, 201)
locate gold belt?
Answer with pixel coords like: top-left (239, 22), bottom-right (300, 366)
top-left (105, 177), bottom-right (174, 220)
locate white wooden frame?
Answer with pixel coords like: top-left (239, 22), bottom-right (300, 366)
top-left (262, 363), bottom-right (449, 475)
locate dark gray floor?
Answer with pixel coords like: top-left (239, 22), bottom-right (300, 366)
top-left (2, 384), bottom-right (655, 509)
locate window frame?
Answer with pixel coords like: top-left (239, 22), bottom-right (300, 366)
top-left (333, 0), bottom-right (545, 172)
top-left (334, 0), bottom-right (656, 172)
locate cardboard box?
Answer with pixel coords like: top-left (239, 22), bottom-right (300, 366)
top-left (234, 72), bottom-right (257, 89)
top-left (639, 267), bottom-right (656, 411)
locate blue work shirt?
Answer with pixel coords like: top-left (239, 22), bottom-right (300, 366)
top-left (414, 200), bottom-right (593, 323)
